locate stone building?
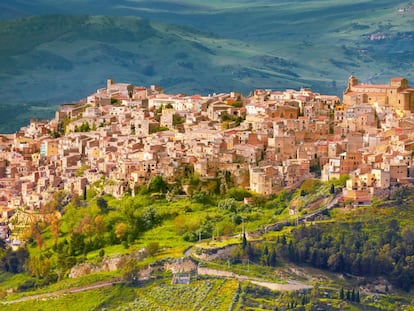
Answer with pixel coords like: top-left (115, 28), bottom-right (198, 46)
top-left (343, 76), bottom-right (414, 113)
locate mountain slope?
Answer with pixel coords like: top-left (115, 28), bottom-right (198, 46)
top-left (1, 1), bottom-right (414, 132)
top-left (0, 14), bottom-right (323, 132)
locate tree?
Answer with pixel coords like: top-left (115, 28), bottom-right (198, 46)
top-left (147, 176), bottom-right (167, 193)
top-left (269, 248), bottom-right (277, 267)
top-left (29, 255), bottom-right (51, 279)
top-left (251, 194), bottom-right (266, 208)
top-left (218, 198), bottom-right (237, 212)
top-left (50, 215), bottom-right (61, 245)
top-left (141, 207), bottom-right (161, 231)
top-left (75, 121), bottom-right (91, 132)
top-left (340, 287), bottom-right (344, 300)
top-left (191, 191), bottom-right (210, 204)
top-left (69, 232), bottom-right (86, 256)
top-left (242, 232), bottom-right (247, 249)
top-left (0, 239), bottom-right (6, 254)
top-left (145, 242), bottom-right (160, 256)
top-left (122, 258), bottom-right (140, 285)
top-left (99, 249), bottom-right (105, 259)
top-left (327, 252), bottom-right (344, 272)
top-left (227, 188), bottom-right (251, 201)
top-left (115, 223), bottom-right (127, 241)
top-left (28, 222), bottom-right (44, 250)
top-left (232, 214), bottom-right (242, 225)
top-left (173, 114), bottom-right (185, 126)
top-left (1, 248), bottom-right (29, 273)
top-left (261, 245), bottom-right (269, 265)
top-left (94, 215), bottom-right (106, 238)
top-left (96, 197), bottom-right (108, 214)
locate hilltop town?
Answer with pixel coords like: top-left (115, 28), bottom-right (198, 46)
top-left (1, 76), bottom-right (414, 243)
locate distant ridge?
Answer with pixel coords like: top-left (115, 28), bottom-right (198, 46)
top-left (0, 14), bottom-right (319, 132)
top-left (1, 1), bottom-right (414, 132)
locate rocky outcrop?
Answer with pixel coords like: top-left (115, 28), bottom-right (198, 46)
top-left (68, 262), bottom-right (101, 278)
top-left (68, 249), bottom-right (146, 278)
top-left (194, 244), bottom-right (239, 261)
top-left (164, 258), bottom-right (197, 273)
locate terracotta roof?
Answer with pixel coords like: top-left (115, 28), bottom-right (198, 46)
top-left (352, 84), bottom-right (389, 89)
top-left (345, 91), bottom-right (387, 95)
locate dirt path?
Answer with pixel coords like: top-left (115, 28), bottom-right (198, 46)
top-left (2, 266), bottom-right (311, 306)
top-left (1, 280), bottom-right (121, 305)
top-left (197, 267), bottom-right (312, 291)
top-left (250, 280), bottom-right (312, 291)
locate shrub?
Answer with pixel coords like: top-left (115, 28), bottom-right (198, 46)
top-left (145, 242), bottom-right (160, 256)
top-left (183, 231), bottom-right (198, 242)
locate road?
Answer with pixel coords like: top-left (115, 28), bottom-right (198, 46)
top-left (197, 267), bottom-right (312, 291)
top-left (1, 280), bottom-right (121, 305)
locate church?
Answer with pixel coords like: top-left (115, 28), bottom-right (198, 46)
top-left (343, 76), bottom-right (414, 113)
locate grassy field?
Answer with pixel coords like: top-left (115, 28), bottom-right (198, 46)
top-left (2, 270), bottom-right (413, 310)
top-left (0, 278), bottom-right (240, 311)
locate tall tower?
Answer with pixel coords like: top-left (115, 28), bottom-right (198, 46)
top-left (107, 79), bottom-right (114, 94)
top-left (345, 75), bottom-right (359, 93)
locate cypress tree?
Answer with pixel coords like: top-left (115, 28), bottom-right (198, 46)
top-left (356, 290), bottom-right (360, 303)
top-left (351, 288), bottom-right (355, 302)
top-left (242, 232), bottom-right (247, 249)
top-left (288, 240), bottom-right (295, 259)
top-left (346, 289), bottom-right (350, 300)
top-left (340, 287), bottom-right (344, 300)
top-left (269, 248), bottom-right (277, 267)
top-left (262, 245), bottom-right (269, 265)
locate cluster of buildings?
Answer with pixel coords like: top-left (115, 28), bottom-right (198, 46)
top-left (1, 76), bottom-right (414, 240)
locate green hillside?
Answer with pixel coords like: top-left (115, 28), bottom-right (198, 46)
top-left (1, 180), bottom-right (414, 310)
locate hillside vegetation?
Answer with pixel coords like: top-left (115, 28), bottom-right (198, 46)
top-left (1, 176), bottom-right (414, 310)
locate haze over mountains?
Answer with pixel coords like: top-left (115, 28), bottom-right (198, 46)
top-left (0, 0), bottom-right (414, 132)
